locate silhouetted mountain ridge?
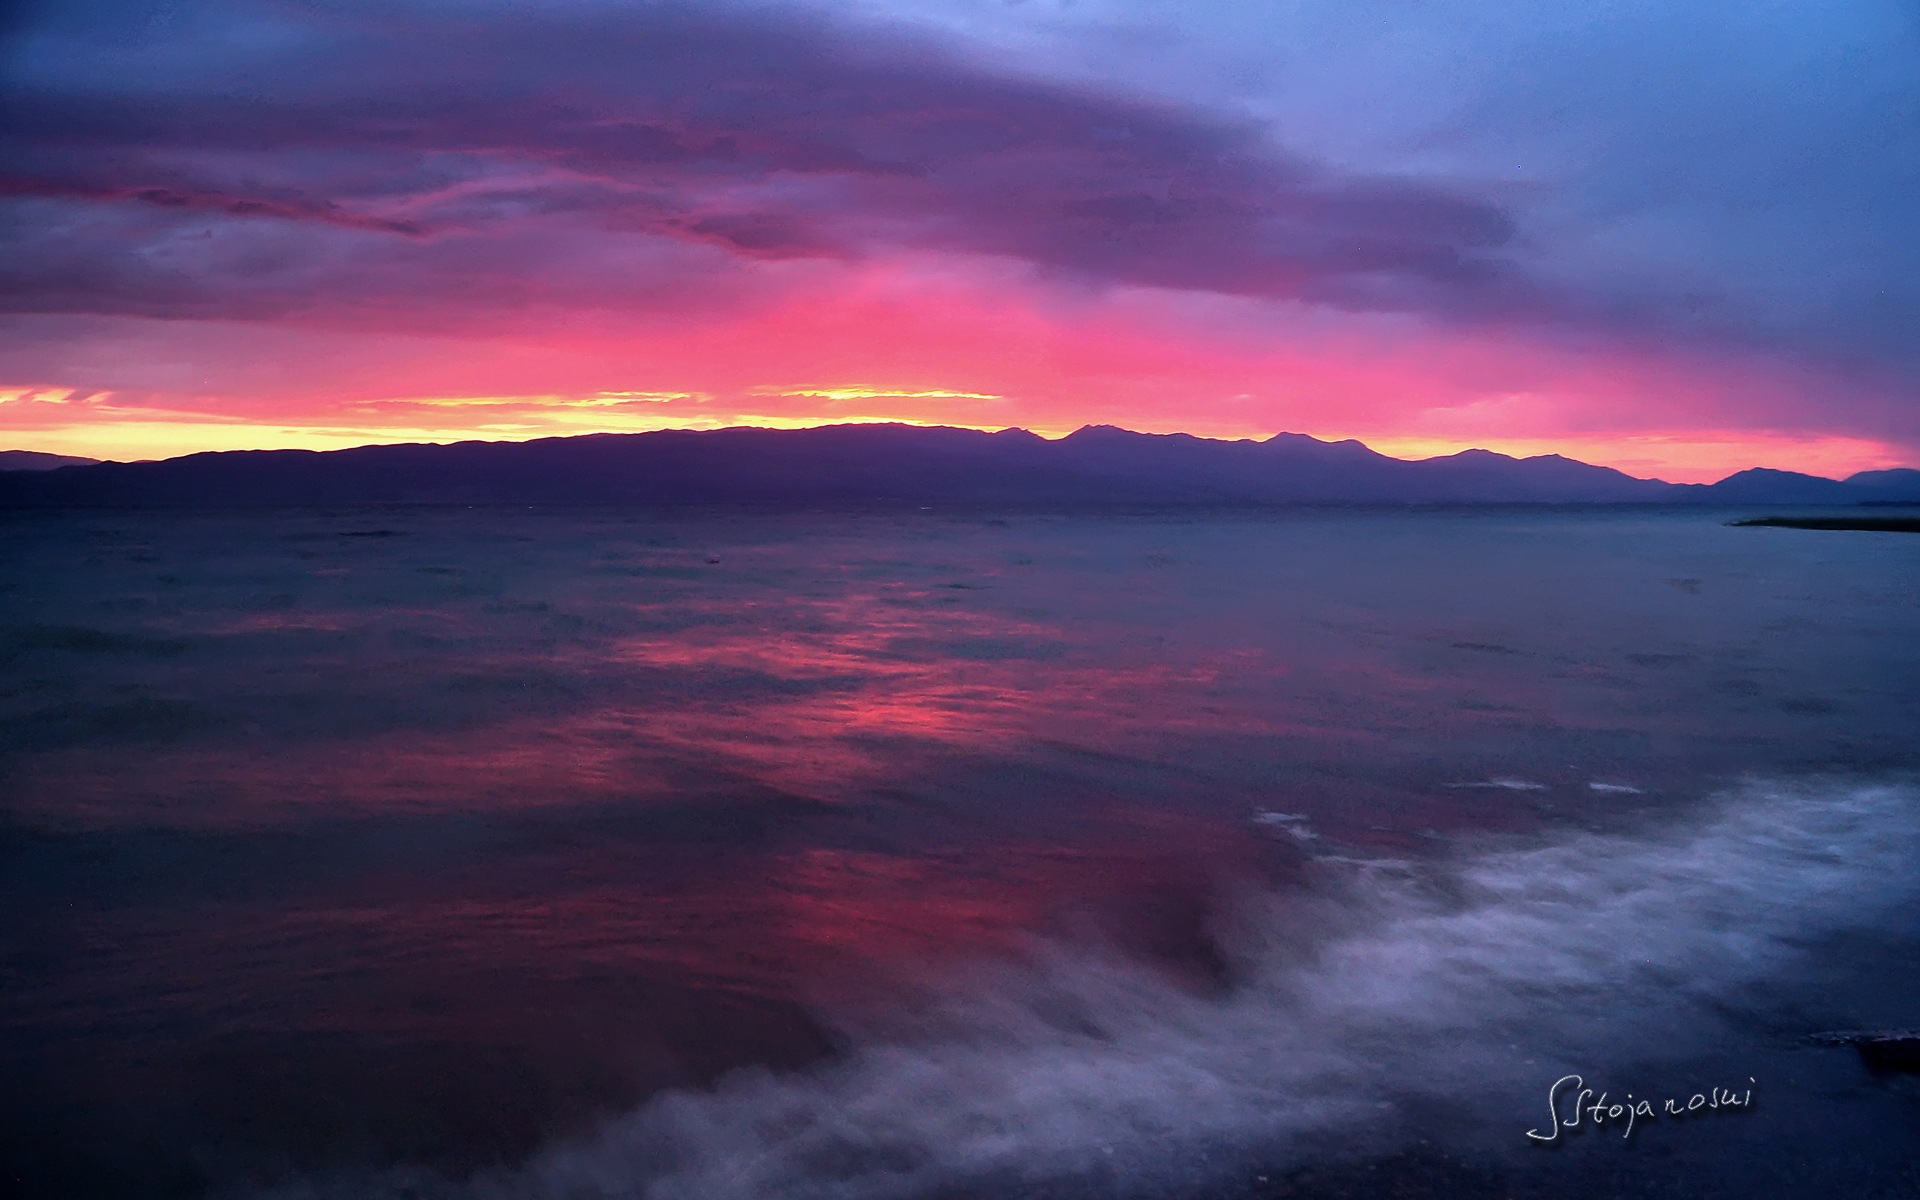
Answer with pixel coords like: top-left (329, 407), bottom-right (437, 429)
top-left (0, 450), bottom-right (100, 471)
top-left (1, 424), bottom-right (1915, 508)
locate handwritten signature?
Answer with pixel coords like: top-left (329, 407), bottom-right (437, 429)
top-left (1526, 1073), bottom-right (1755, 1142)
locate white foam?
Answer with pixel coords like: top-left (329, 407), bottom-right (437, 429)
top-left (1249, 810), bottom-right (1309, 825)
top-left (268, 779), bottom-right (1920, 1200)
top-left (1250, 810), bottom-right (1318, 843)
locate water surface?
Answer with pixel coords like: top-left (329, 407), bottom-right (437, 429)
top-left (2, 506), bottom-right (1916, 1198)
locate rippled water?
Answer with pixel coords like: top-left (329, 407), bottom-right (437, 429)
top-left (2, 506), bottom-right (1916, 1199)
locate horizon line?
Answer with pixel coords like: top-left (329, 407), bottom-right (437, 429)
top-left (6, 421), bottom-right (1916, 488)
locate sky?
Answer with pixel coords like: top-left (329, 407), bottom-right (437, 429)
top-left (2, 0), bottom-right (1917, 481)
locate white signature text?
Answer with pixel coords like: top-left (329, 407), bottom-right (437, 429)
top-left (1525, 1073), bottom-right (1755, 1142)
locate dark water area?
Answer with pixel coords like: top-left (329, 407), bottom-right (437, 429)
top-left (2, 505), bottom-right (1917, 1199)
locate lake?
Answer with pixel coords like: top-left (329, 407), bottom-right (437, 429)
top-left (3, 505), bottom-right (1916, 1199)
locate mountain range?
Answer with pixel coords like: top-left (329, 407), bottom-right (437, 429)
top-left (0, 450), bottom-right (100, 472)
top-left (2, 424), bottom-right (1917, 508)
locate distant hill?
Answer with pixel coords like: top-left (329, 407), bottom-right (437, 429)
top-left (0, 450), bottom-right (101, 471)
top-left (0, 424), bottom-right (1915, 508)
top-left (1847, 467), bottom-right (1920, 491)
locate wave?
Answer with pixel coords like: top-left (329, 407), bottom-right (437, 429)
top-left (258, 777), bottom-right (1920, 1200)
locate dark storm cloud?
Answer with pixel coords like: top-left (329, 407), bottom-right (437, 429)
top-left (0, 0), bottom-right (1538, 322)
top-left (0, 173), bottom-right (423, 234)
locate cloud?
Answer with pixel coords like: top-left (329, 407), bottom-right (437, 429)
top-left (845, 0), bottom-right (1920, 376)
top-left (0, 0), bottom-right (1533, 324)
top-left (0, 174), bottom-right (423, 234)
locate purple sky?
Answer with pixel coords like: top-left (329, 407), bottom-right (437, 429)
top-left (2, 0), bottom-right (1916, 479)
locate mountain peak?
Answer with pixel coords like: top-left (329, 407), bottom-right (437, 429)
top-left (1262, 432), bottom-right (1384, 461)
top-left (1064, 424), bottom-right (1145, 440)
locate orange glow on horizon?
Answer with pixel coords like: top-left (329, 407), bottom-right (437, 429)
top-left (2, 400), bottom-right (1908, 484)
top-left (3, 258), bottom-right (1915, 481)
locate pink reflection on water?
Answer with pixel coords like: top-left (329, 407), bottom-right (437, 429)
top-left (322, 812), bottom-right (1249, 1002)
top-left (4, 719), bottom-right (664, 829)
top-left (589, 585), bottom-right (1318, 798)
top-left (754, 820), bottom-right (1262, 985)
top-left (9, 798), bottom-right (1264, 1053)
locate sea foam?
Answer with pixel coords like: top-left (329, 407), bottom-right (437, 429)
top-left (262, 778), bottom-right (1920, 1200)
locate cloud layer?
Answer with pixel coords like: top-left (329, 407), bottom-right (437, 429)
top-left (1, 1), bottom-right (1536, 318)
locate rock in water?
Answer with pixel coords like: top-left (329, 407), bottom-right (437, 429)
top-left (1808, 1029), bottom-right (1920, 1073)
